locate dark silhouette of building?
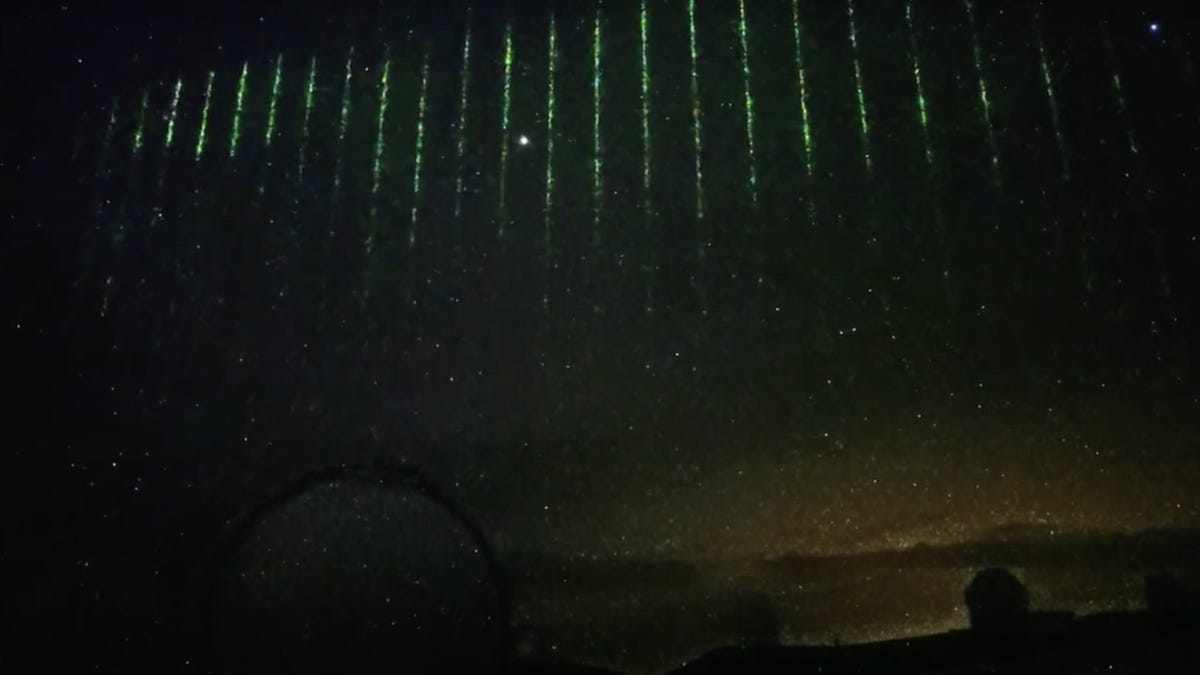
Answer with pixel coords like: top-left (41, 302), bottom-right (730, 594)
top-left (964, 567), bottom-right (1030, 633)
top-left (195, 461), bottom-right (511, 675)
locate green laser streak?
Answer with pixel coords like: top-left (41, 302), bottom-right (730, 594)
top-left (641, 0), bottom-right (655, 313)
top-left (1099, 20), bottom-right (1139, 156)
top-left (906, 0), bottom-right (947, 289)
top-left (164, 78), bottom-right (182, 149)
top-left (98, 96), bottom-right (119, 177)
top-left (454, 10), bottom-right (473, 221)
top-left (964, 0), bottom-right (999, 183)
top-left (333, 47), bottom-right (355, 196)
top-left (499, 19), bottom-right (514, 236)
top-left (265, 54), bottom-right (283, 148)
top-left (905, 1), bottom-right (933, 171)
top-left (156, 78), bottom-right (184, 202)
top-left (132, 89), bottom-right (148, 157)
top-left (791, 0), bottom-right (814, 180)
top-left (640, 0), bottom-right (652, 213)
top-left (298, 57), bottom-right (317, 181)
top-left (229, 62), bottom-right (248, 159)
top-left (102, 96), bottom-right (119, 158)
top-left (1033, 12), bottom-right (1068, 182)
top-left (847, 0), bottom-right (871, 176)
top-left (410, 52), bottom-right (430, 250)
top-left (737, 0), bottom-right (758, 204)
top-left (370, 50), bottom-right (391, 225)
top-left (195, 72), bottom-right (214, 161)
top-left (544, 11), bottom-right (558, 310)
top-left (593, 2), bottom-right (604, 241)
top-left (93, 96), bottom-right (119, 220)
top-left (545, 12), bottom-right (557, 247)
top-left (94, 96), bottom-right (121, 314)
top-left (688, 0), bottom-right (704, 222)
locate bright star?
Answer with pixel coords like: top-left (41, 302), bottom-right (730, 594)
top-left (518, 134), bottom-right (530, 147)
top-left (1149, 22), bottom-right (1160, 33)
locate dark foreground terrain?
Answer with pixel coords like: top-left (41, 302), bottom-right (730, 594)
top-left (664, 611), bottom-right (1199, 675)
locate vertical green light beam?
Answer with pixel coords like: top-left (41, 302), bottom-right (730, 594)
top-left (906, 0), bottom-right (948, 291)
top-left (544, 11), bottom-right (557, 261)
top-left (229, 62), bottom-right (248, 159)
top-left (410, 52), bottom-right (430, 250)
top-left (688, 0), bottom-right (704, 223)
top-left (259, 55), bottom-right (284, 195)
top-left (164, 78), bottom-right (183, 149)
top-left (592, 2), bottom-right (604, 241)
top-left (298, 57), bottom-right (317, 182)
top-left (640, 0), bottom-right (652, 215)
top-left (94, 96), bottom-right (120, 220)
top-left (544, 11), bottom-right (558, 310)
top-left (370, 50), bottom-right (391, 226)
top-left (94, 96), bottom-right (120, 317)
top-left (1100, 20), bottom-right (1139, 156)
top-left (454, 10), bottom-right (473, 220)
top-left (846, 0), bottom-right (871, 176)
top-left (156, 78), bottom-right (183, 200)
top-left (97, 96), bottom-right (119, 178)
top-left (332, 47), bottom-right (355, 199)
top-left (964, 0), bottom-right (1000, 183)
top-left (195, 72), bottom-right (214, 161)
top-left (1100, 19), bottom-right (1163, 299)
top-left (737, 0), bottom-right (758, 205)
top-left (905, 1), bottom-right (933, 172)
top-left (791, 0), bottom-right (817, 227)
top-left (641, 0), bottom-right (655, 312)
top-left (101, 96), bottom-right (120, 161)
top-left (265, 54), bottom-right (283, 149)
top-left (1033, 12), bottom-right (1068, 182)
top-left (499, 19), bottom-right (514, 237)
top-left (132, 89), bottom-right (149, 157)
top-left (791, 0), bottom-right (814, 180)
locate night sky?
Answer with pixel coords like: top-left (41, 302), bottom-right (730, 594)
top-left (4, 0), bottom-right (1200, 672)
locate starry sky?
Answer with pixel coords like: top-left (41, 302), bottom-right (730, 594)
top-left (4, 0), bottom-right (1200, 670)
